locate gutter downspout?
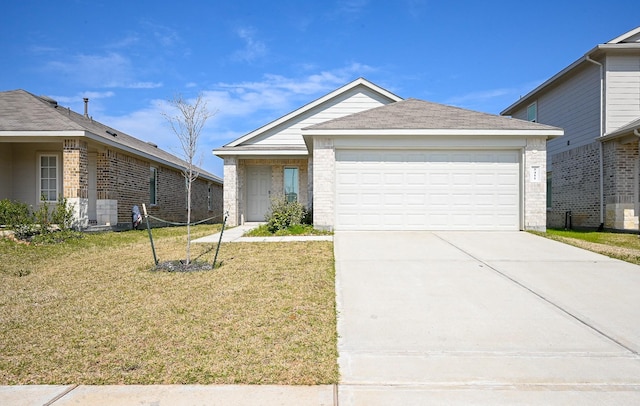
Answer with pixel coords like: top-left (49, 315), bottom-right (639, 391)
top-left (585, 55), bottom-right (605, 229)
top-left (635, 128), bottom-right (640, 235)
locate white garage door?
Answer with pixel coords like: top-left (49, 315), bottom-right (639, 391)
top-left (335, 150), bottom-right (520, 231)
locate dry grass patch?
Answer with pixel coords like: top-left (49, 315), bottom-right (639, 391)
top-left (0, 225), bottom-right (337, 385)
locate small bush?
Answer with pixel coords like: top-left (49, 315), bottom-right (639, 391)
top-left (265, 198), bottom-right (309, 234)
top-left (0, 199), bottom-right (33, 228)
top-left (0, 196), bottom-right (77, 243)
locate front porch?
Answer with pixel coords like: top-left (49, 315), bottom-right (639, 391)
top-left (223, 157), bottom-right (310, 226)
top-left (0, 139), bottom-right (118, 229)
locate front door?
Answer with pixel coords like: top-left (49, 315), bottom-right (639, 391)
top-left (246, 165), bottom-right (271, 222)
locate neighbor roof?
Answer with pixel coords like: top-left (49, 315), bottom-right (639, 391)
top-left (600, 116), bottom-right (640, 141)
top-left (501, 26), bottom-right (640, 116)
top-left (0, 89), bottom-right (222, 183)
top-left (305, 98), bottom-right (563, 133)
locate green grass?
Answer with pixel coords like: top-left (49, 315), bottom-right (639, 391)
top-left (245, 224), bottom-right (333, 237)
top-left (0, 224), bottom-right (338, 385)
top-left (533, 228), bottom-right (640, 265)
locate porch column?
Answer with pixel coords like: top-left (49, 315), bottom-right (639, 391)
top-left (224, 156), bottom-right (240, 226)
top-left (63, 138), bottom-right (89, 228)
top-left (312, 137), bottom-right (335, 231)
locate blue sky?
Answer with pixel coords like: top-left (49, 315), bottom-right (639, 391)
top-left (1, 1), bottom-right (639, 176)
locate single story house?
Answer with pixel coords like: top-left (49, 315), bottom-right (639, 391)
top-left (0, 89), bottom-right (223, 229)
top-left (215, 78), bottom-right (562, 231)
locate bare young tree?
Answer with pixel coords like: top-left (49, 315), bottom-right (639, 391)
top-left (163, 93), bottom-right (215, 265)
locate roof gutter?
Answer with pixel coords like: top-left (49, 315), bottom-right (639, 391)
top-left (584, 55), bottom-right (605, 228)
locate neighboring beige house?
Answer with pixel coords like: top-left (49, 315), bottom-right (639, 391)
top-left (502, 26), bottom-right (640, 230)
top-left (216, 78), bottom-right (562, 231)
top-left (0, 90), bottom-right (223, 229)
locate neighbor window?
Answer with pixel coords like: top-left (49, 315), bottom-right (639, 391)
top-left (546, 171), bottom-right (552, 209)
top-left (527, 102), bottom-right (537, 122)
top-left (150, 167), bottom-right (158, 205)
top-left (208, 184), bottom-right (213, 211)
top-left (38, 154), bottom-right (59, 202)
top-left (284, 167), bottom-right (299, 203)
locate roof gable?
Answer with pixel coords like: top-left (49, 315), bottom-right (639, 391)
top-left (222, 78), bottom-right (402, 148)
top-left (608, 26), bottom-right (640, 44)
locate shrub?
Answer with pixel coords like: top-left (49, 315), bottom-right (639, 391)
top-left (265, 198), bottom-right (309, 233)
top-left (0, 196), bottom-right (78, 242)
top-left (0, 199), bottom-right (33, 227)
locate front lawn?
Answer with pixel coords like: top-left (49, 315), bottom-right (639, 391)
top-left (0, 224), bottom-right (338, 385)
top-left (534, 228), bottom-right (640, 265)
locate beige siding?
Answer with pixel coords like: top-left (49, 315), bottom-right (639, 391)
top-left (510, 64), bottom-right (601, 169)
top-left (543, 64), bottom-right (601, 167)
top-left (605, 54), bottom-right (640, 133)
top-left (249, 88), bottom-right (392, 146)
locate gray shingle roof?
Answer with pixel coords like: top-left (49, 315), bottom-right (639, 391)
top-left (306, 98), bottom-right (562, 131)
top-left (0, 90), bottom-right (221, 183)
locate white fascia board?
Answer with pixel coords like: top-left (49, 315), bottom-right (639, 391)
top-left (303, 128), bottom-right (564, 138)
top-left (607, 26), bottom-right (640, 44)
top-left (225, 78), bottom-right (402, 147)
top-left (214, 149), bottom-right (309, 157)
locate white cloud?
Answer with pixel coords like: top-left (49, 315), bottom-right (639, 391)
top-left (94, 64), bottom-right (383, 175)
top-left (445, 88), bottom-right (513, 105)
top-left (336, 0), bottom-right (369, 14)
top-left (43, 52), bottom-right (164, 90)
top-left (231, 27), bottom-right (268, 62)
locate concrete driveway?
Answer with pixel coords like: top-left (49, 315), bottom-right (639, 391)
top-left (334, 231), bottom-right (640, 405)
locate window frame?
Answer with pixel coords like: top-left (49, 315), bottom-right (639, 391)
top-left (527, 101), bottom-right (537, 123)
top-left (37, 153), bottom-right (60, 203)
top-left (150, 166), bottom-right (158, 206)
top-left (283, 167), bottom-right (299, 203)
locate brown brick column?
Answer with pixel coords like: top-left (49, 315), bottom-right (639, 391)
top-left (63, 139), bottom-right (88, 199)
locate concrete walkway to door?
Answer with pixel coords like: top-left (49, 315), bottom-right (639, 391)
top-left (334, 231), bottom-right (640, 405)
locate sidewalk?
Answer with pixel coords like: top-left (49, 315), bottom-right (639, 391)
top-left (191, 223), bottom-right (333, 243)
top-left (0, 384), bottom-right (336, 406)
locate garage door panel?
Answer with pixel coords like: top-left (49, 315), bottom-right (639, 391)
top-left (335, 149), bottom-right (520, 231)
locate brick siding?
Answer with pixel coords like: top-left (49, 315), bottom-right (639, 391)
top-left (549, 142), bottom-right (601, 228)
top-left (94, 147), bottom-right (222, 228)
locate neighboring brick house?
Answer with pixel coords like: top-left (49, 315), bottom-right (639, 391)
top-left (0, 89), bottom-right (223, 229)
top-left (502, 26), bottom-right (640, 230)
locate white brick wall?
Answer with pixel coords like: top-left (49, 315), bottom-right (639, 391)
top-left (524, 138), bottom-right (548, 231)
top-left (223, 157), bottom-right (238, 226)
top-left (312, 137), bottom-right (335, 230)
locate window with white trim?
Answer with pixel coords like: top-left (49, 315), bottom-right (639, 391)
top-left (150, 167), bottom-right (158, 205)
top-left (38, 154), bottom-right (59, 202)
top-left (284, 167), bottom-right (299, 203)
top-left (527, 101), bottom-right (537, 122)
